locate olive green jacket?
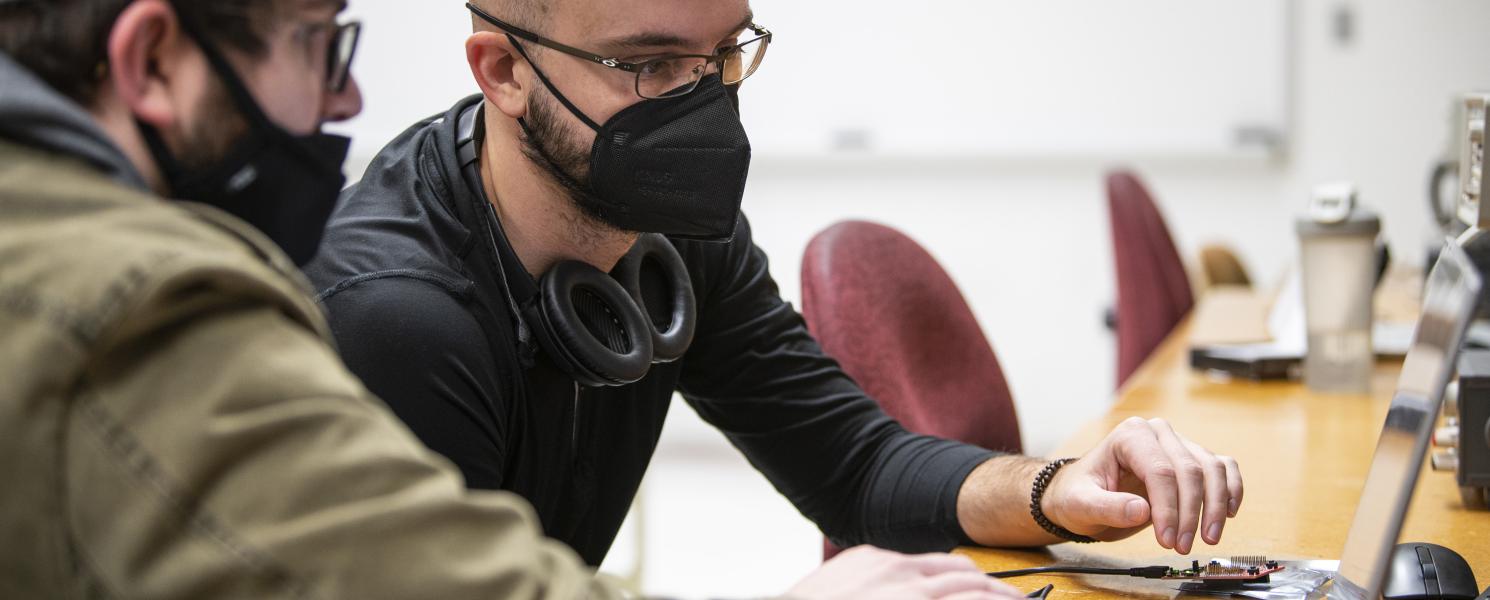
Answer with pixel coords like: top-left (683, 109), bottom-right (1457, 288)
top-left (0, 138), bottom-right (620, 599)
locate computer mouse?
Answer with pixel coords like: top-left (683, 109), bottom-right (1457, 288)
top-left (1383, 542), bottom-right (1479, 600)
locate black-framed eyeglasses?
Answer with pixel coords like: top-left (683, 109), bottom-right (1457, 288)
top-left (326, 21), bottom-right (362, 93)
top-left (465, 2), bottom-right (770, 100)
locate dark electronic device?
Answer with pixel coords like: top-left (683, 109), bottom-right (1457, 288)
top-left (1383, 543), bottom-right (1479, 600)
top-left (1421, 92), bottom-right (1488, 296)
top-left (1449, 350), bottom-right (1490, 507)
top-left (1441, 94), bottom-right (1490, 319)
top-left (1190, 347), bottom-right (1300, 380)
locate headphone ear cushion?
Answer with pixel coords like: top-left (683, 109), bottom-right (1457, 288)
top-left (611, 233), bottom-right (696, 363)
top-left (530, 261), bottom-right (654, 386)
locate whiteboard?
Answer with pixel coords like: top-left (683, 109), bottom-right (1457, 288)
top-left (330, 1), bottom-right (1291, 165)
top-left (735, 0), bottom-right (1291, 158)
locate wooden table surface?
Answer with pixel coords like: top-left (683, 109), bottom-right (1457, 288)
top-left (958, 284), bottom-right (1490, 598)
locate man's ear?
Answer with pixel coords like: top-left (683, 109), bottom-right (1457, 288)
top-left (105, 0), bottom-right (195, 130)
top-left (466, 31), bottom-right (529, 119)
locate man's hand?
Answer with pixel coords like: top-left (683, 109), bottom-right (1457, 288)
top-left (955, 418), bottom-right (1242, 555)
top-left (784, 546), bottom-right (1025, 600)
top-left (1041, 417), bottom-right (1243, 555)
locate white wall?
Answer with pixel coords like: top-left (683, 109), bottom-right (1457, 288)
top-left (329, 1), bottom-right (1490, 597)
top-left (738, 0), bottom-right (1291, 157)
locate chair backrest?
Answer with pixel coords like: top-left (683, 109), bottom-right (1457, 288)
top-left (801, 221), bottom-right (1022, 560)
top-left (1106, 170), bottom-right (1194, 387)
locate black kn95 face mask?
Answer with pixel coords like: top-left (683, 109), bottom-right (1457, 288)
top-left (512, 38), bottom-right (752, 243)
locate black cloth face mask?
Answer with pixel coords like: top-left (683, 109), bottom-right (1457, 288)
top-left (137, 7), bottom-right (351, 266)
top-left (511, 40), bottom-right (752, 242)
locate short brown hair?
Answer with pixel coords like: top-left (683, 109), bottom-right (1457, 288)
top-left (0, 0), bottom-right (285, 105)
top-left (472, 0), bottom-right (550, 32)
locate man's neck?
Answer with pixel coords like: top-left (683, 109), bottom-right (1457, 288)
top-left (93, 97), bottom-right (168, 195)
top-left (478, 106), bottom-right (637, 279)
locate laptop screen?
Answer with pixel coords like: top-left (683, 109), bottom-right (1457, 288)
top-left (1331, 242), bottom-right (1482, 599)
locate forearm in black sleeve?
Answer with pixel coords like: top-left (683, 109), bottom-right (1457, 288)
top-left (320, 276), bottom-right (510, 489)
top-left (677, 217), bottom-right (999, 552)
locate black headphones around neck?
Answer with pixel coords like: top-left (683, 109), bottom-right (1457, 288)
top-left (455, 102), bottom-right (697, 387)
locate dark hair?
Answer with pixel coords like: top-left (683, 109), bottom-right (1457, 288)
top-left (0, 0), bottom-right (283, 105)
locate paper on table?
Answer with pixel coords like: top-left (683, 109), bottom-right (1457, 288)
top-left (1195, 272), bottom-right (1416, 359)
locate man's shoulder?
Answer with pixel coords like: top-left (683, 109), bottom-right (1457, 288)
top-left (318, 273), bottom-right (490, 358)
top-left (670, 212), bottom-right (764, 297)
top-left (305, 97), bottom-right (482, 297)
top-left (315, 270), bottom-right (509, 421)
top-left (0, 144), bottom-right (327, 349)
top-left (319, 271), bottom-right (474, 322)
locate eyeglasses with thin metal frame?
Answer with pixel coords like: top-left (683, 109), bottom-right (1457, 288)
top-left (326, 21), bottom-right (362, 93)
top-left (465, 2), bottom-right (770, 100)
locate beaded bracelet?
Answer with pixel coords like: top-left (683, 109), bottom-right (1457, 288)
top-left (1029, 458), bottom-right (1098, 544)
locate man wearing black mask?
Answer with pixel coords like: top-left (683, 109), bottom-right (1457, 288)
top-left (4, 0), bottom-right (1016, 598)
top-left (307, 0), bottom-right (1247, 570)
top-left (0, 0), bottom-right (616, 595)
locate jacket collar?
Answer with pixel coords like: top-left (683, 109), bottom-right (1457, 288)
top-left (0, 52), bottom-right (149, 191)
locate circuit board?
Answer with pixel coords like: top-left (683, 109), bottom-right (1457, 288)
top-left (1162, 556), bottom-right (1284, 589)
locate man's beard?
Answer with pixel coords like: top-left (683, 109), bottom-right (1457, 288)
top-left (519, 84), bottom-right (625, 236)
top-left (176, 80), bottom-right (248, 176)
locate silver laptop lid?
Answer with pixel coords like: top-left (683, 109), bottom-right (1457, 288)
top-left (1329, 242), bottom-right (1482, 599)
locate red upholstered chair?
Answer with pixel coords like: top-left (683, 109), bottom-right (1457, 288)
top-left (1106, 170), bottom-right (1194, 388)
top-left (801, 220), bottom-right (1023, 561)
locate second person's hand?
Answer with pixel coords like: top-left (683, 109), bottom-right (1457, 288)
top-left (784, 545), bottom-right (1026, 600)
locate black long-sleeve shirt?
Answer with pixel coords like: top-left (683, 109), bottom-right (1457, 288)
top-left (304, 95), bottom-right (998, 566)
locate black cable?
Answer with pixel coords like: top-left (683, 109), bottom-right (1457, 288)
top-left (988, 565), bottom-right (1173, 579)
